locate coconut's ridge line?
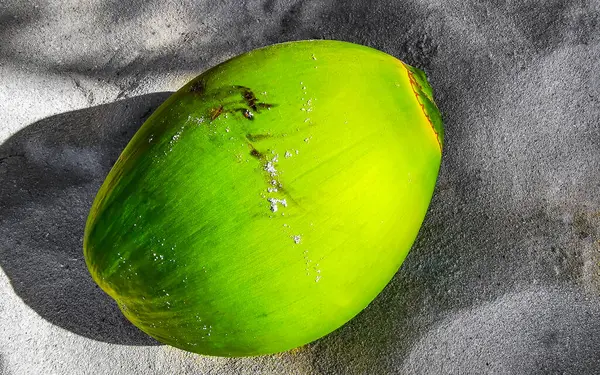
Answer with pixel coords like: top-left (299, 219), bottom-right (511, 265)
top-left (402, 63), bottom-right (443, 153)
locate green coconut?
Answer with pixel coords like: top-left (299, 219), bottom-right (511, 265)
top-left (83, 40), bottom-right (443, 357)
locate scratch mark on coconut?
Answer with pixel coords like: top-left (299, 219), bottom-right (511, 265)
top-left (210, 105), bottom-right (224, 121)
top-left (245, 141), bottom-right (298, 212)
top-left (246, 133), bottom-right (273, 142)
top-left (236, 85), bottom-right (274, 112)
top-left (249, 147), bottom-right (263, 159)
top-left (206, 87), bottom-right (299, 214)
top-left (189, 79), bottom-right (205, 94)
top-left (204, 85), bottom-right (275, 123)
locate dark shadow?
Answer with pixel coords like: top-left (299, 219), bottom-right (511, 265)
top-left (0, 92), bottom-right (172, 345)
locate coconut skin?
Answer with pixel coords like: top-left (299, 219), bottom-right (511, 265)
top-left (83, 40), bottom-right (443, 357)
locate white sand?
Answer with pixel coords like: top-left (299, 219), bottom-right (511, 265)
top-left (1, 0), bottom-right (600, 374)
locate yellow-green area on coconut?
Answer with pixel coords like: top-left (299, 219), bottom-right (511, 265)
top-left (83, 40), bottom-right (443, 357)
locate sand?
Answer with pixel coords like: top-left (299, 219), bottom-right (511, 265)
top-left (1, 0), bottom-right (599, 374)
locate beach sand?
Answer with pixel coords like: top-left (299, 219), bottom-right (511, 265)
top-left (1, 1), bottom-right (599, 373)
